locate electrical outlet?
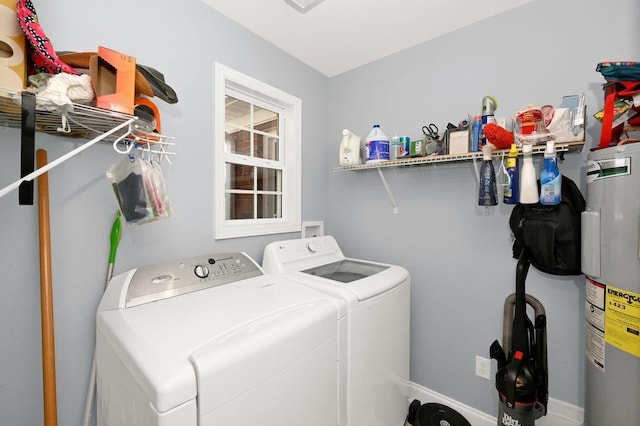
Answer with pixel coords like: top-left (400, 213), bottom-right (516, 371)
top-left (475, 355), bottom-right (491, 380)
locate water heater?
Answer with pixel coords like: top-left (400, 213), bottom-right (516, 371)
top-left (581, 141), bottom-right (640, 425)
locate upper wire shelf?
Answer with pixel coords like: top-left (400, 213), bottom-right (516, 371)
top-left (0, 87), bottom-right (173, 146)
top-left (0, 87), bottom-right (175, 200)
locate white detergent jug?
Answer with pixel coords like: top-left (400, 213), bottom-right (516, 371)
top-left (339, 129), bottom-right (362, 166)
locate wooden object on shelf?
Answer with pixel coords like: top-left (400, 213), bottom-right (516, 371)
top-left (0, 0), bottom-right (27, 90)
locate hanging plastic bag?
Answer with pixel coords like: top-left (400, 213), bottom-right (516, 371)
top-left (106, 156), bottom-right (158, 225)
top-left (146, 158), bottom-right (174, 220)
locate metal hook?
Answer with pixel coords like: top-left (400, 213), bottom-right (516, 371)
top-left (112, 123), bottom-right (134, 154)
top-left (496, 150), bottom-right (509, 187)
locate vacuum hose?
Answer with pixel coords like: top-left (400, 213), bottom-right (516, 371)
top-left (501, 293), bottom-right (545, 352)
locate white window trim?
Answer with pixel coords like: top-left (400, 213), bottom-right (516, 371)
top-left (214, 63), bottom-right (301, 239)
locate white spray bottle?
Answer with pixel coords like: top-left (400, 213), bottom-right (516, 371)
top-left (519, 143), bottom-right (539, 204)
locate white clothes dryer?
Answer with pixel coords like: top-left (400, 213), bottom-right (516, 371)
top-left (262, 236), bottom-right (410, 426)
top-left (96, 252), bottom-right (342, 426)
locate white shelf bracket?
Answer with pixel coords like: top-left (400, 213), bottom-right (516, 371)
top-left (376, 167), bottom-right (398, 214)
top-left (0, 118), bottom-right (135, 200)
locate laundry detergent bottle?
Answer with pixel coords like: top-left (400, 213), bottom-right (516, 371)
top-left (365, 124), bottom-right (390, 163)
top-left (478, 144), bottom-right (498, 206)
top-left (519, 143), bottom-right (539, 204)
top-left (539, 140), bottom-right (561, 205)
top-left (339, 128), bottom-right (362, 166)
top-left (503, 143), bottom-right (519, 204)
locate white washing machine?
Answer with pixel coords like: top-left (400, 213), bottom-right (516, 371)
top-left (262, 236), bottom-right (410, 426)
top-left (95, 252), bottom-right (344, 426)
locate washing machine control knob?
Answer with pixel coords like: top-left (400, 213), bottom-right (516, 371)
top-left (306, 242), bottom-right (318, 253)
top-left (194, 264), bottom-right (210, 279)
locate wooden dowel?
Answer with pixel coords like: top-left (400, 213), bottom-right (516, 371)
top-left (37, 149), bottom-right (58, 426)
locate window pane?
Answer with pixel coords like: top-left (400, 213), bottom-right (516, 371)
top-left (225, 96), bottom-right (251, 129)
top-left (254, 106), bottom-right (278, 135)
top-left (257, 194), bottom-right (281, 219)
top-left (226, 163), bottom-right (254, 191)
top-left (257, 167), bottom-right (281, 191)
top-left (226, 193), bottom-right (254, 220)
top-left (225, 129), bottom-right (250, 155)
top-left (254, 133), bottom-right (279, 161)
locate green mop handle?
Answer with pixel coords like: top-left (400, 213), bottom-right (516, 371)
top-left (105, 210), bottom-right (122, 285)
top-left (83, 210), bottom-right (123, 426)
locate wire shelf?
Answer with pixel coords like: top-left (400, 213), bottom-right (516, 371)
top-left (0, 87), bottom-right (166, 143)
top-left (332, 141), bottom-right (585, 171)
top-left (0, 87), bottom-right (175, 200)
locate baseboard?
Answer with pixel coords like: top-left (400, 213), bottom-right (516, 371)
top-left (408, 382), bottom-right (584, 426)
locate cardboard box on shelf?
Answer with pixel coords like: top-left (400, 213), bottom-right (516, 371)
top-left (90, 46), bottom-right (136, 114)
top-left (448, 129), bottom-right (469, 155)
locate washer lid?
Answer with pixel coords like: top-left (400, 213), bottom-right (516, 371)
top-left (262, 236), bottom-right (409, 301)
top-left (301, 259), bottom-right (389, 283)
top-left (291, 261), bottom-right (408, 301)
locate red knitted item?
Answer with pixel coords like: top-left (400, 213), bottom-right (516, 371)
top-left (16, 0), bottom-right (77, 75)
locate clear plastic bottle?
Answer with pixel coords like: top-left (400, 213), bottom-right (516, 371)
top-left (539, 140), bottom-right (562, 205)
top-left (471, 116), bottom-right (482, 152)
top-left (478, 144), bottom-right (498, 206)
top-left (390, 135), bottom-right (401, 160)
top-left (519, 143), bottom-right (539, 204)
top-left (503, 143), bottom-right (519, 204)
top-left (365, 124), bottom-right (390, 163)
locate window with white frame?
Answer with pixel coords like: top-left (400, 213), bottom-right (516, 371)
top-left (214, 63), bottom-right (301, 239)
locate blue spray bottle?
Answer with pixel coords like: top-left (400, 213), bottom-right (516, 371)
top-left (539, 140), bottom-right (561, 205)
top-left (503, 143), bottom-right (519, 204)
top-left (478, 144), bottom-right (498, 206)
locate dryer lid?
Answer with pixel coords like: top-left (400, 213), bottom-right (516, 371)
top-left (97, 273), bottom-right (340, 413)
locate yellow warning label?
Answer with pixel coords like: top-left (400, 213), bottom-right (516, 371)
top-left (605, 285), bottom-right (640, 358)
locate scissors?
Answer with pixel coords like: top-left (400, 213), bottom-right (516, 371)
top-left (422, 123), bottom-right (439, 140)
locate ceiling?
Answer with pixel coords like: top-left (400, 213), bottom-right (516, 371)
top-left (200, 0), bottom-right (532, 77)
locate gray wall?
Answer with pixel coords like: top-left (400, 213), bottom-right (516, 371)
top-left (327, 0), bottom-right (639, 416)
top-left (1, 0), bottom-right (638, 425)
top-left (0, 0), bottom-right (328, 424)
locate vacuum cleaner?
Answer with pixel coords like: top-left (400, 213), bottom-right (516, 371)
top-left (490, 250), bottom-right (548, 426)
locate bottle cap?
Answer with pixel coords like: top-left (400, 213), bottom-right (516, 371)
top-left (482, 96), bottom-right (498, 115)
top-left (508, 143), bottom-right (518, 158)
top-left (522, 143), bottom-right (533, 154)
top-left (545, 140), bottom-right (555, 157)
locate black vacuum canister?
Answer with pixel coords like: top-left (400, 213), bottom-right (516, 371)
top-left (414, 402), bottom-right (471, 426)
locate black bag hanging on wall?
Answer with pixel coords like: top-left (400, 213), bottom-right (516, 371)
top-left (509, 175), bottom-right (586, 275)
